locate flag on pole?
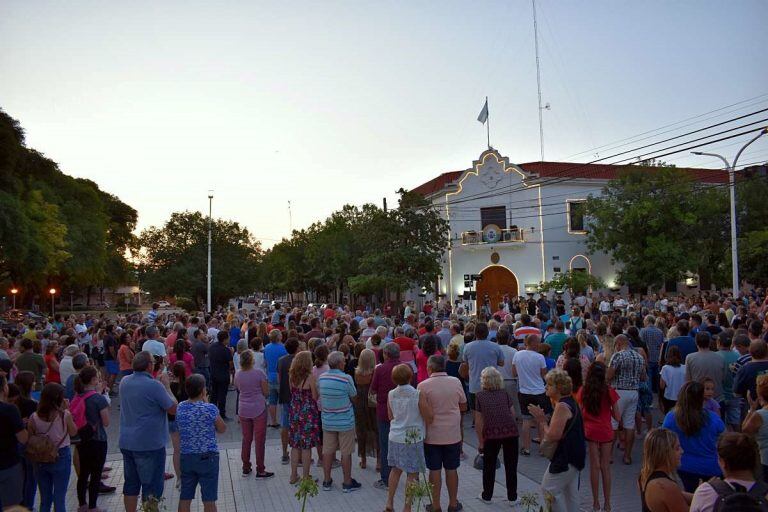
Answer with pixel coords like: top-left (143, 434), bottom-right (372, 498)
top-left (477, 98), bottom-right (489, 124)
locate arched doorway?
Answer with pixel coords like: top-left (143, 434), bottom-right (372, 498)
top-left (476, 265), bottom-right (519, 312)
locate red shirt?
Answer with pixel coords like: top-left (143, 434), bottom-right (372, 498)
top-left (323, 308), bottom-right (336, 320)
top-left (576, 386), bottom-right (619, 443)
top-left (393, 336), bottom-right (416, 352)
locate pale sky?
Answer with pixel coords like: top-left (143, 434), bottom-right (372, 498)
top-left (2, 1), bottom-right (767, 248)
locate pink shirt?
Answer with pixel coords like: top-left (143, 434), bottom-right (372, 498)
top-left (234, 368), bottom-right (268, 419)
top-left (30, 411), bottom-right (71, 448)
top-left (168, 352), bottom-right (194, 377)
top-left (417, 372), bottom-right (466, 445)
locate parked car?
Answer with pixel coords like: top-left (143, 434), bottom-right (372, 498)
top-left (157, 300), bottom-right (171, 308)
top-left (258, 299), bottom-right (271, 309)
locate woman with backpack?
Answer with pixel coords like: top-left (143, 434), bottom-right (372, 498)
top-left (72, 366), bottom-right (110, 512)
top-left (689, 432), bottom-right (768, 512)
top-left (27, 382), bottom-right (78, 512)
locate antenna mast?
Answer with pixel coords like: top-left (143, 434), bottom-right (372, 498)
top-left (532, 0), bottom-right (545, 161)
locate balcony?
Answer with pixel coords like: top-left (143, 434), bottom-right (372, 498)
top-left (460, 227), bottom-right (525, 246)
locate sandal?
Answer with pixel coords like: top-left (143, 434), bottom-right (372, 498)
top-left (289, 476), bottom-right (300, 485)
top-left (520, 448), bottom-right (531, 456)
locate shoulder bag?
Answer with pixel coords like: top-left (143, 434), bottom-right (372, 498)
top-left (26, 412), bottom-right (66, 464)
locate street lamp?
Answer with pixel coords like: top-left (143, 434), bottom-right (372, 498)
top-left (692, 127), bottom-right (768, 297)
top-left (49, 288), bottom-right (56, 316)
top-left (207, 191), bottom-right (213, 314)
top-left (10, 287), bottom-right (18, 309)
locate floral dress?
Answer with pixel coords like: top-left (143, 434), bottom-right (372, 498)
top-left (288, 380), bottom-right (321, 449)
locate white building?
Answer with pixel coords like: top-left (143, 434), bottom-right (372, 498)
top-left (411, 148), bottom-right (724, 310)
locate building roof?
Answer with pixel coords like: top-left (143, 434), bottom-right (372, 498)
top-left (411, 159), bottom-right (728, 196)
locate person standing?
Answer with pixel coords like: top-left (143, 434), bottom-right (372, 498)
top-left (0, 374), bottom-right (28, 509)
top-left (475, 367), bottom-right (519, 505)
top-left (684, 332), bottom-right (726, 405)
top-left (353, 348), bottom-right (379, 470)
top-left (263, 329), bottom-right (287, 428)
top-left (607, 334), bottom-right (646, 465)
top-left (176, 374), bottom-right (227, 512)
top-left (318, 351), bottom-right (361, 493)
top-left (209, 331), bottom-right (233, 420)
top-left (418, 355), bottom-right (467, 512)
top-left (512, 334), bottom-right (549, 456)
top-left (28, 383), bottom-right (78, 512)
top-left (288, 351), bottom-right (321, 484)
top-left (277, 338), bottom-right (299, 465)
top-left (191, 329), bottom-right (210, 388)
top-left (370, 343), bottom-right (402, 489)
top-left (119, 351), bottom-right (178, 511)
top-left (72, 366), bottom-right (110, 512)
top-left (528, 370), bottom-right (586, 512)
top-left (235, 350), bottom-right (272, 478)
top-left (639, 315), bottom-right (664, 393)
top-left (463, 322), bottom-right (504, 427)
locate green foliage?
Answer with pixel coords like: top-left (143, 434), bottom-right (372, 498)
top-left (741, 230), bottom-right (768, 287)
top-left (0, 110), bottom-right (137, 302)
top-left (138, 211), bottom-right (261, 309)
top-left (260, 189), bottom-right (448, 300)
top-left (294, 476), bottom-right (318, 512)
top-left (539, 270), bottom-right (605, 294)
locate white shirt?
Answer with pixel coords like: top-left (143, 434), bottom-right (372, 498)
top-left (690, 478), bottom-right (757, 512)
top-left (660, 364), bottom-right (686, 401)
top-left (59, 356), bottom-right (75, 385)
top-left (143, 339), bottom-right (167, 358)
top-left (512, 349), bottom-right (546, 395)
top-left (599, 300), bottom-right (612, 312)
top-left (498, 345), bottom-right (518, 380)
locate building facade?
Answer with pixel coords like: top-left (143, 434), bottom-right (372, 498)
top-left (411, 148), bottom-right (724, 311)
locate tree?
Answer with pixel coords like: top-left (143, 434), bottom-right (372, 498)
top-left (539, 270), bottom-right (605, 294)
top-left (585, 166), bottom-right (729, 290)
top-left (138, 211), bottom-right (261, 309)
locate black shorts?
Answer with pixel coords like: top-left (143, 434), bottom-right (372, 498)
top-left (424, 442), bottom-right (461, 471)
top-left (518, 392), bottom-right (552, 418)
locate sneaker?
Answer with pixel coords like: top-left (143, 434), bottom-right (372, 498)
top-left (342, 479), bottom-right (362, 493)
top-left (281, 455), bottom-right (290, 465)
top-left (322, 479), bottom-right (333, 491)
top-left (255, 471), bottom-right (275, 479)
top-left (477, 493), bottom-right (492, 504)
top-left (373, 479), bottom-right (388, 490)
top-left (98, 482), bottom-right (116, 494)
top-left (242, 468), bottom-right (252, 477)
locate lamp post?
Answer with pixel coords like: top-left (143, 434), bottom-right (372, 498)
top-left (207, 191), bottom-right (213, 314)
top-left (692, 127), bottom-right (768, 297)
top-left (49, 288), bottom-right (56, 316)
top-left (70, 290), bottom-right (74, 314)
top-left (10, 288), bottom-right (18, 309)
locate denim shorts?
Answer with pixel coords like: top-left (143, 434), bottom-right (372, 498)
top-left (121, 448), bottom-right (166, 500)
top-left (268, 382), bottom-right (279, 406)
top-left (180, 452), bottom-right (219, 502)
top-left (424, 442), bottom-right (461, 471)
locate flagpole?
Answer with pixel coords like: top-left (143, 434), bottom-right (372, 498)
top-left (486, 96), bottom-right (490, 149)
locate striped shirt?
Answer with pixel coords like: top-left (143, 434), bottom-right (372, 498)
top-left (513, 326), bottom-right (540, 346)
top-left (317, 369), bottom-right (357, 431)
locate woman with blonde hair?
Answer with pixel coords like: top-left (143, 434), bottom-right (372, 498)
top-left (354, 349), bottom-right (379, 470)
top-left (287, 352), bottom-right (320, 484)
top-left (639, 428), bottom-right (691, 512)
top-left (596, 335), bottom-right (615, 365)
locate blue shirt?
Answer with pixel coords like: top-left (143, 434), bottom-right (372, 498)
top-left (662, 410), bottom-right (724, 477)
top-left (229, 327), bottom-right (241, 349)
top-left (263, 342), bottom-right (287, 383)
top-left (667, 336), bottom-right (697, 362)
top-left (317, 369), bottom-right (357, 431)
top-left (176, 400), bottom-right (219, 454)
top-left (462, 339), bottom-right (504, 393)
top-left (119, 372), bottom-right (175, 451)
top-left (65, 374), bottom-right (76, 400)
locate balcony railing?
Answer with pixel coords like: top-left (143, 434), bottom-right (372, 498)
top-left (460, 228), bottom-right (525, 245)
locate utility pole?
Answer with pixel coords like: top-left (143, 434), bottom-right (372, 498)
top-left (532, 0), bottom-right (545, 161)
top-left (207, 191), bottom-right (213, 314)
top-left (288, 200), bottom-right (293, 232)
top-left (383, 197), bottom-right (388, 212)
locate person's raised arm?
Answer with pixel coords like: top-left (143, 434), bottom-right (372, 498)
top-left (530, 401), bottom-right (571, 442)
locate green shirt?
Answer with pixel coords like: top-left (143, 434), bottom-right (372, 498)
top-left (15, 351), bottom-right (46, 389)
top-left (546, 332), bottom-right (568, 360)
top-left (719, 349), bottom-right (739, 400)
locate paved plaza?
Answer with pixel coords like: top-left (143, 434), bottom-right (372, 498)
top-left (56, 392), bottom-right (646, 511)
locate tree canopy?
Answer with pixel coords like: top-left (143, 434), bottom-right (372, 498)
top-left (259, 190), bottom-right (448, 303)
top-left (138, 211), bottom-right (262, 309)
top-left (585, 165), bottom-right (768, 290)
top-left (0, 110), bottom-right (137, 304)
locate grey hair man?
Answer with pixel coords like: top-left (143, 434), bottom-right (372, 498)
top-left (606, 334), bottom-right (646, 464)
top-left (317, 351), bottom-right (360, 493)
top-left (142, 326), bottom-right (166, 358)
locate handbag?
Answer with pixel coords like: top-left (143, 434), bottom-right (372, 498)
top-left (540, 404), bottom-right (579, 460)
top-left (26, 413), bottom-right (66, 464)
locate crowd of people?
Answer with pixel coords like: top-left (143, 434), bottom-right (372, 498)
top-left (0, 289), bottom-right (767, 512)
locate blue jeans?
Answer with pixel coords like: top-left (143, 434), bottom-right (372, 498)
top-left (180, 452), bottom-right (219, 502)
top-left (648, 361), bottom-right (660, 394)
top-left (122, 447), bottom-right (166, 501)
top-left (34, 446), bottom-right (72, 512)
top-left (20, 447), bottom-right (36, 509)
top-left (378, 419), bottom-right (391, 483)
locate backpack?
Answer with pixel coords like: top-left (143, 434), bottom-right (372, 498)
top-left (709, 478), bottom-right (768, 512)
top-left (70, 390), bottom-right (97, 442)
top-left (26, 413), bottom-right (65, 463)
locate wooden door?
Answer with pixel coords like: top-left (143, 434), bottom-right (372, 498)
top-left (476, 266), bottom-right (519, 312)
